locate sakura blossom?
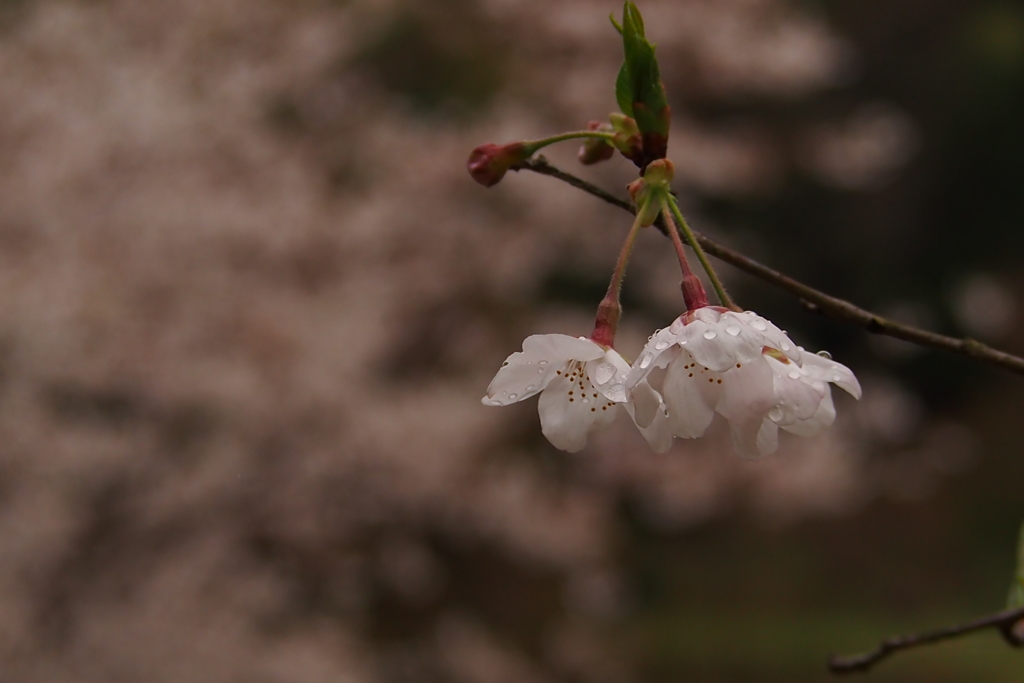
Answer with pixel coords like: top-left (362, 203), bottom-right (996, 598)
top-left (627, 307), bottom-right (861, 457)
top-left (482, 334), bottom-right (671, 453)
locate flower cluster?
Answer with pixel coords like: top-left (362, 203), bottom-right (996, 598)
top-left (473, 3), bottom-right (860, 457)
top-left (482, 306), bottom-right (859, 457)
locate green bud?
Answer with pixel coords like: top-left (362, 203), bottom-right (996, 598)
top-left (626, 178), bottom-right (661, 227)
top-left (609, 112), bottom-right (640, 137)
top-left (610, 2), bottom-right (671, 168)
top-left (607, 113), bottom-right (643, 163)
top-left (642, 158), bottom-right (674, 186)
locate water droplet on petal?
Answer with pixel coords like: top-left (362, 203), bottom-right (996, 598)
top-left (725, 325), bottom-right (740, 336)
top-left (605, 383), bottom-right (627, 402)
top-left (538, 368), bottom-right (544, 374)
top-left (525, 385), bottom-right (534, 392)
top-left (751, 319), bottom-right (767, 331)
top-left (639, 354), bottom-right (652, 369)
top-left (582, 398), bottom-right (590, 404)
top-left (703, 330), bottom-right (717, 340)
top-left (508, 393), bottom-right (518, 400)
top-left (816, 350), bottom-right (832, 360)
top-left (595, 362), bottom-right (616, 384)
top-left (788, 370), bottom-right (801, 380)
top-left (768, 406), bottom-right (784, 422)
top-left (780, 340), bottom-right (791, 351)
top-left (832, 374), bottom-right (842, 382)
top-left (654, 340), bottom-right (670, 350)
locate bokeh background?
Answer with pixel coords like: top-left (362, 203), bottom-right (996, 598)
top-left (0, 0), bottom-right (1022, 681)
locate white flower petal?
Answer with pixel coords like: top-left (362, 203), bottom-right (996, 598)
top-left (626, 381), bottom-right (673, 453)
top-left (628, 326), bottom-right (681, 379)
top-left (717, 357), bottom-right (775, 422)
top-left (537, 373), bottom-right (616, 452)
top-left (801, 352), bottom-right (862, 399)
top-left (639, 411), bottom-right (673, 454)
top-left (691, 306), bottom-right (724, 326)
top-left (739, 311), bottom-right (801, 363)
top-left (628, 379), bottom-right (661, 429)
top-left (716, 358), bottom-right (776, 458)
top-left (522, 334), bottom-right (604, 362)
top-left (782, 389), bottom-right (836, 436)
top-left (482, 360), bottom-right (556, 406)
top-left (482, 334), bottom-right (604, 406)
top-left (756, 418), bottom-right (779, 456)
top-left (627, 342), bottom-right (680, 390)
top-left (589, 349), bottom-right (632, 403)
top-left (662, 351), bottom-right (722, 438)
top-left (764, 355), bottom-right (826, 425)
top-left (682, 314), bottom-right (763, 372)
top-left (722, 311), bottom-right (785, 353)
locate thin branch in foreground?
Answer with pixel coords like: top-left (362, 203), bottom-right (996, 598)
top-left (511, 157), bottom-right (1024, 377)
top-left (827, 605), bottom-right (1024, 674)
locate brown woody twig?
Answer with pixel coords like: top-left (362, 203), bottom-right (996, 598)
top-left (512, 157), bottom-right (1024, 377)
top-left (827, 605), bottom-right (1024, 674)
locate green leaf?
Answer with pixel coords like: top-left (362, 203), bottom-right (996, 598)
top-left (609, 14), bottom-right (623, 35)
top-left (615, 63), bottom-right (633, 116)
top-left (612, 2), bottom-right (669, 138)
top-left (1008, 521), bottom-right (1024, 609)
top-left (623, 1), bottom-right (645, 36)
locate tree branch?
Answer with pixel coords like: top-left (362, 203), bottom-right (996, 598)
top-left (827, 605), bottom-right (1024, 674)
top-left (512, 157), bottom-right (1024, 377)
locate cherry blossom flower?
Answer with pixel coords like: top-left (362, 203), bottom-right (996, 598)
top-left (482, 334), bottom-right (671, 453)
top-left (627, 307), bottom-right (861, 457)
top-left (760, 347), bottom-right (861, 444)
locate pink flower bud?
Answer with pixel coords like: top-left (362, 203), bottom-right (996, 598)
top-left (466, 142), bottom-right (530, 187)
top-left (578, 121), bottom-right (615, 165)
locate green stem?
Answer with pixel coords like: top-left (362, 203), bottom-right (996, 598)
top-left (612, 211), bottom-right (645, 296)
top-left (523, 130), bottom-right (614, 155)
top-left (591, 209), bottom-right (646, 347)
top-left (663, 194), bottom-right (737, 310)
top-left (658, 197), bottom-right (708, 310)
top-left (657, 197), bottom-right (694, 277)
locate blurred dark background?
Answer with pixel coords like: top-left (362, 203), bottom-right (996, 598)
top-left (0, 0), bottom-right (1022, 681)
